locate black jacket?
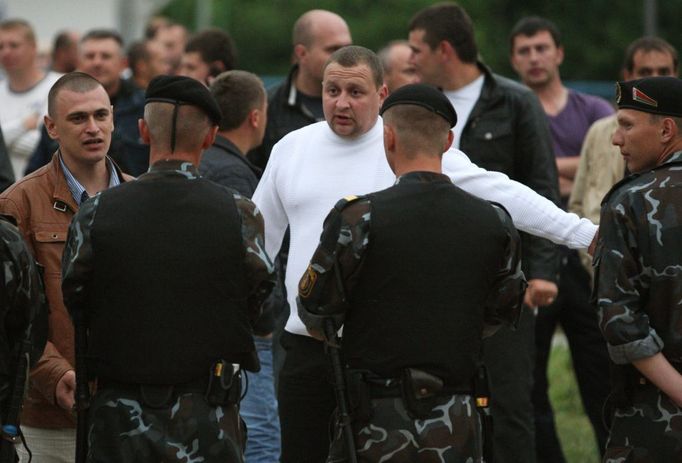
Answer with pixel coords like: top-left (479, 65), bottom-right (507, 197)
top-left (460, 63), bottom-right (560, 282)
top-left (200, 135), bottom-right (261, 198)
top-left (247, 65), bottom-right (323, 170)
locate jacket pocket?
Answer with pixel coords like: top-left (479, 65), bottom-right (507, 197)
top-left (465, 118), bottom-right (515, 172)
top-left (33, 228), bottom-right (68, 276)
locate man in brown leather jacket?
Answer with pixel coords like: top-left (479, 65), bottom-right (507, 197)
top-left (0, 71), bottom-right (132, 463)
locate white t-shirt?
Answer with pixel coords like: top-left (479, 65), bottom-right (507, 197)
top-left (444, 74), bottom-right (485, 149)
top-left (0, 71), bottom-right (61, 179)
top-left (253, 117), bottom-right (597, 337)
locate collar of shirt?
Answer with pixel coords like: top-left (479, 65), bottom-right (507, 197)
top-left (146, 159), bottom-right (200, 179)
top-left (663, 151), bottom-right (682, 166)
top-left (395, 171), bottom-right (452, 185)
top-left (59, 153), bottom-right (120, 205)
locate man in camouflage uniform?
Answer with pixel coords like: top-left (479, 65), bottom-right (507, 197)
top-left (298, 84), bottom-right (526, 462)
top-left (0, 216), bottom-right (47, 460)
top-left (594, 76), bottom-right (682, 462)
top-left (61, 75), bottom-right (275, 463)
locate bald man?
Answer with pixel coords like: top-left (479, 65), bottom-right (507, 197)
top-left (377, 40), bottom-right (419, 93)
top-left (248, 9), bottom-right (352, 169)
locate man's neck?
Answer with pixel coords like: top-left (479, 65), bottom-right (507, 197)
top-left (149, 149), bottom-right (201, 167)
top-left (392, 153), bottom-right (442, 177)
top-left (8, 66), bottom-right (45, 92)
top-left (294, 68), bottom-right (322, 97)
top-left (61, 154), bottom-right (110, 196)
top-left (532, 79), bottom-right (567, 117)
top-left (216, 130), bottom-right (251, 156)
top-left (440, 62), bottom-right (482, 92)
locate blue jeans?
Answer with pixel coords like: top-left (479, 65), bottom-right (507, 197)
top-left (241, 336), bottom-right (281, 462)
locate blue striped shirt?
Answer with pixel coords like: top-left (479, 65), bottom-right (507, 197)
top-left (59, 153), bottom-right (121, 205)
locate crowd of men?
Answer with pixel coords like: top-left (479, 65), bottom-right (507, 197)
top-left (1, 2), bottom-right (682, 463)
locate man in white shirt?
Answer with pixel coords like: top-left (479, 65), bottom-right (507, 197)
top-left (0, 19), bottom-right (60, 179)
top-left (253, 45), bottom-right (596, 463)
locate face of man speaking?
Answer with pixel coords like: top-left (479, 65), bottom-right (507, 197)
top-left (322, 61), bottom-right (387, 139)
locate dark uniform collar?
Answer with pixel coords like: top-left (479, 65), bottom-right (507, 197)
top-left (601, 150), bottom-right (682, 205)
top-left (395, 171), bottom-right (452, 185)
top-left (145, 159), bottom-right (200, 179)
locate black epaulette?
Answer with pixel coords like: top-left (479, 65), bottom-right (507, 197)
top-left (332, 195), bottom-right (366, 212)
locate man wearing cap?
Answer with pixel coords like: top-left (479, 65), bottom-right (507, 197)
top-left (61, 75), bottom-right (275, 462)
top-left (594, 76), bottom-right (682, 461)
top-left (254, 45), bottom-right (597, 463)
top-left (298, 83), bottom-right (526, 462)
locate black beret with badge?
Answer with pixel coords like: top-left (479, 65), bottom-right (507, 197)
top-left (380, 83), bottom-right (458, 128)
top-left (616, 76), bottom-right (682, 117)
top-left (145, 75), bottom-right (222, 125)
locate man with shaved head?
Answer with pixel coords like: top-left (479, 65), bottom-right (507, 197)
top-left (248, 9), bottom-right (352, 169)
top-left (62, 75), bottom-right (275, 462)
top-left (0, 71), bottom-right (131, 463)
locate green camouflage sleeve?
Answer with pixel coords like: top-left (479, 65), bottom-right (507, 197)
top-left (482, 204), bottom-right (527, 338)
top-left (297, 197), bottom-right (371, 334)
top-left (233, 193), bottom-right (276, 326)
top-left (594, 195), bottom-right (663, 364)
top-left (61, 195), bottom-right (100, 324)
top-left (0, 218), bottom-right (48, 405)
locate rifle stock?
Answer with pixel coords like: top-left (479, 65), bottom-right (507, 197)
top-left (324, 318), bottom-right (357, 463)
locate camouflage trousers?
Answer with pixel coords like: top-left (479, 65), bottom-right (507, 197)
top-left (327, 394), bottom-right (483, 463)
top-left (86, 388), bottom-right (246, 463)
top-left (604, 384), bottom-right (682, 462)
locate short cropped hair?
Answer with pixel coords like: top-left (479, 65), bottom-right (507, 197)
top-left (0, 19), bottom-right (36, 45)
top-left (325, 46), bottom-right (383, 88)
top-left (210, 70), bottom-right (265, 132)
top-left (377, 40), bottom-right (409, 73)
top-left (81, 29), bottom-right (124, 48)
top-left (408, 2), bottom-right (478, 64)
top-left (382, 104), bottom-right (450, 156)
top-left (623, 36), bottom-right (679, 74)
top-left (47, 72), bottom-right (104, 117)
top-left (185, 28), bottom-right (237, 74)
top-left (509, 16), bottom-right (562, 51)
top-left (127, 40), bottom-right (150, 73)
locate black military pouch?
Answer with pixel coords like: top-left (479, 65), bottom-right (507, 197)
top-left (140, 385), bottom-right (175, 408)
top-left (400, 368), bottom-right (443, 419)
top-left (345, 370), bottom-right (373, 423)
top-left (206, 361), bottom-right (241, 407)
top-left (474, 364), bottom-right (494, 463)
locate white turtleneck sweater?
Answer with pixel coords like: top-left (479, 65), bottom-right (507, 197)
top-left (253, 117), bottom-right (596, 337)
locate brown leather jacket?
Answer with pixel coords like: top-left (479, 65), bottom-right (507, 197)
top-left (0, 153), bottom-right (132, 429)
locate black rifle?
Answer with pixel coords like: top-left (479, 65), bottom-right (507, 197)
top-left (324, 318), bottom-right (358, 463)
top-left (0, 328), bottom-right (32, 463)
top-left (74, 314), bottom-right (90, 463)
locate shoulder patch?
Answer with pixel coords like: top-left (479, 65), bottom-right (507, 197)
top-left (333, 195), bottom-right (365, 212)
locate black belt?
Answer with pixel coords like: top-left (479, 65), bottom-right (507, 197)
top-left (97, 377), bottom-right (209, 394)
top-left (362, 376), bottom-right (472, 399)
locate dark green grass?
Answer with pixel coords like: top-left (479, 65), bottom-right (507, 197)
top-left (547, 343), bottom-right (602, 463)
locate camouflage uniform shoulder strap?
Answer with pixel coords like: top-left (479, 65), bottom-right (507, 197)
top-left (333, 195), bottom-right (367, 213)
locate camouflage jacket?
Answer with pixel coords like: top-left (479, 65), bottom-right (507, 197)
top-left (62, 160), bottom-right (275, 331)
top-left (594, 150), bottom-right (682, 365)
top-left (297, 171), bottom-right (525, 337)
top-left (0, 217), bottom-right (47, 416)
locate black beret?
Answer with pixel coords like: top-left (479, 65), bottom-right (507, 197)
top-left (145, 75), bottom-right (222, 125)
top-left (616, 77), bottom-right (682, 117)
top-left (380, 83), bottom-right (457, 128)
